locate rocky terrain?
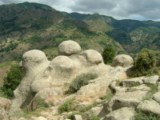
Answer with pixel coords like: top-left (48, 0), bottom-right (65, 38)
top-left (0, 40), bottom-right (159, 120)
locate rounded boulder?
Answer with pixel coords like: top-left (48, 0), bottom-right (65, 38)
top-left (50, 56), bottom-right (74, 70)
top-left (112, 54), bottom-right (134, 67)
top-left (22, 50), bottom-right (48, 68)
top-left (82, 49), bottom-right (103, 65)
top-left (58, 40), bottom-right (81, 55)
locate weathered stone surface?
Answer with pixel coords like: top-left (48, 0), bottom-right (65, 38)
top-left (18, 117), bottom-right (27, 120)
top-left (0, 97), bottom-right (11, 110)
top-left (7, 40), bottom-right (131, 119)
top-left (127, 84), bottom-right (150, 92)
top-left (106, 90), bottom-right (148, 112)
top-left (142, 75), bottom-right (159, 85)
top-left (137, 100), bottom-right (160, 115)
top-left (153, 91), bottom-right (160, 104)
top-left (109, 81), bottom-right (127, 93)
top-left (158, 82), bottom-right (160, 91)
top-left (10, 50), bottom-right (50, 115)
top-left (90, 106), bottom-right (103, 116)
top-left (112, 54), bottom-right (134, 67)
top-left (0, 108), bottom-right (9, 120)
top-left (30, 88), bottom-right (63, 110)
top-left (120, 77), bottom-right (144, 87)
top-left (82, 49), bottom-right (103, 65)
top-left (31, 116), bottom-right (47, 120)
top-left (58, 40), bottom-right (81, 55)
top-left (74, 115), bottom-right (83, 120)
top-left (104, 107), bottom-right (135, 120)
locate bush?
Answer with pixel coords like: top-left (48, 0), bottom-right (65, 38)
top-left (128, 49), bottom-right (156, 77)
top-left (58, 99), bottom-right (76, 113)
top-left (67, 73), bottom-right (98, 94)
top-left (2, 64), bottom-right (24, 98)
top-left (102, 45), bottom-right (116, 64)
top-left (135, 49), bottom-right (156, 71)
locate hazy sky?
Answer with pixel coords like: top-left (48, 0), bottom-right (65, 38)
top-left (0, 0), bottom-right (160, 20)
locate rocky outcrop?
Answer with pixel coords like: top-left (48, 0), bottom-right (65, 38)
top-left (9, 50), bottom-right (50, 115)
top-left (99, 75), bottom-right (160, 120)
top-left (8, 40), bottom-right (129, 116)
top-left (3, 40), bottom-right (159, 120)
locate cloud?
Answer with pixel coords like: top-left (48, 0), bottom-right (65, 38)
top-left (0, 0), bottom-right (160, 20)
top-left (70, 0), bottom-right (160, 20)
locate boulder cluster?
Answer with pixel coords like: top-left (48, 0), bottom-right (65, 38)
top-left (0, 40), bottom-right (159, 120)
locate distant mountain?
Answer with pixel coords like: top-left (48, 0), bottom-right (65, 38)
top-left (0, 2), bottom-right (159, 62)
top-left (0, 2), bottom-right (63, 35)
top-left (68, 13), bottom-right (160, 52)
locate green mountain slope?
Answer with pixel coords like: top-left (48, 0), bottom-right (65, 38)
top-left (0, 2), bottom-right (63, 35)
top-left (0, 2), bottom-right (159, 63)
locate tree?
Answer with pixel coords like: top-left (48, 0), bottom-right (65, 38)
top-left (102, 45), bottom-right (116, 64)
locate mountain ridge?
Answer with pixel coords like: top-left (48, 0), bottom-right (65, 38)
top-left (0, 2), bottom-right (159, 62)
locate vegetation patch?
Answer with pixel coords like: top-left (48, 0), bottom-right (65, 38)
top-left (135, 110), bottom-right (160, 120)
top-left (58, 99), bottom-right (76, 113)
top-left (102, 44), bottom-right (116, 64)
top-left (1, 64), bottom-right (24, 98)
top-left (128, 49), bottom-right (159, 77)
top-left (66, 73), bottom-right (98, 94)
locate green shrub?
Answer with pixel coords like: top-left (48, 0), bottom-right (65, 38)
top-left (102, 45), bottom-right (116, 64)
top-left (135, 111), bottom-right (159, 120)
top-left (135, 49), bottom-right (156, 70)
top-left (128, 49), bottom-right (156, 77)
top-left (2, 64), bottom-right (24, 98)
top-left (58, 99), bottom-right (76, 113)
top-left (67, 73), bottom-right (98, 93)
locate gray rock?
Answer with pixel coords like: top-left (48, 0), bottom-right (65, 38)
top-left (106, 90), bottom-right (148, 111)
top-left (74, 115), bottom-right (83, 120)
top-left (31, 116), bottom-right (47, 120)
top-left (90, 106), bottom-right (103, 116)
top-left (143, 75), bottom-right (159, 85)
top-left (0, 108), bottom-right (9, 120)
top-left (120, 77), bottom-right (144, 87)
top-left (112, 54), bottom-right (134, 67)
top-left (104, 107), bottom-right (135, 120)
top-left (153, 91), bottom-right (160, 104)
top-left (137, 100), bottom-right (160, 115)
top-left (0, 97), bottom-right (11, 110)
top-left (127, 84), bottom-right (150, 92)
top-left (58, 40), bottom-right (81, 55)
top-left (82, 49), bottom-right (103, 65)
top-left (10, 50), bottom-right (50, 115)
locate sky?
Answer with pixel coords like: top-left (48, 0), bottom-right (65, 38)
top-left (0, 0), bottom-right (160, 21)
